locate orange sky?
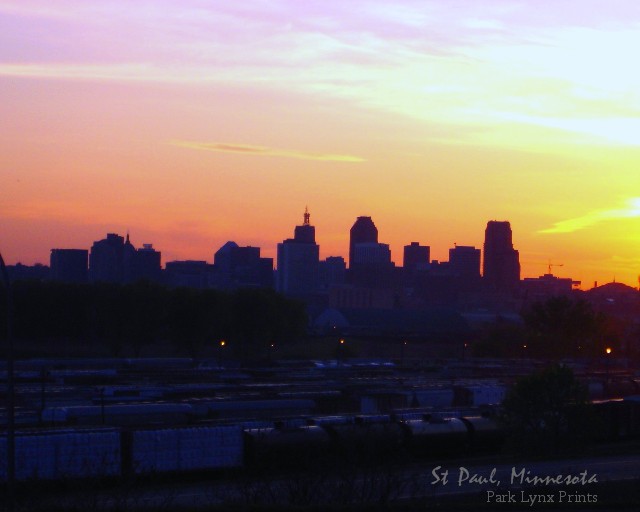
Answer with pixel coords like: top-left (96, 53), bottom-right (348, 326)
top-left (1, 1), bottom-right (639, 289)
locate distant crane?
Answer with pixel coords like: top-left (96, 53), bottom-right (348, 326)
top-left (547, 261), bottom-right (563, 275)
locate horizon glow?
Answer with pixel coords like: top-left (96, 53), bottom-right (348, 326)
top-left (1, 1), bottom-right (640, 288)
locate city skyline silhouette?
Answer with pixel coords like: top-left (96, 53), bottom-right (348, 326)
top-left (3, 208), bottom-right (637, 290)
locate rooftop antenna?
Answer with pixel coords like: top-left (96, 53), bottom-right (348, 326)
top-left (303, 206), bottom-right (310, 226)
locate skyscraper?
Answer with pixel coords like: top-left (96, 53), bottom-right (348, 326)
top-left (276, 208), bottom-right (320, 296)
top-left (403, 242), bottom-right (430, 272)
top-left (483, 221), bottom-right (520, 291)
top-left (319, 256), bottom-right (346, 292)
top-left (89, 233), bottom-right (125, 283)
top-left (349, 216), bottom-right (378, 267)
top-left (214, 241), bottom-right (273, 289)
top-left (89, 233), bottom-right (161, 284)
top-left (352, 243), bottom-right (392, 265)
top-left (133, 243), bottom-right (162, 282)
top-left (449, 245), bottom-right (481, 279)
top-left (348, 216), bottom-right (397, 289)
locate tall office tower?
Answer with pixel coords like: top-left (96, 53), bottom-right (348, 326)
top-left (483, 221), bottom-right (520, 290)
top-left (50, 249), bottom-right (88, 283)
top-left (449, 245), bottom-right (481, 279)
top-left (403, 242), bottom-right (430, 272)
top-left (349, 216), bottom-right (378, 268)
top-left (214, 241), bottom-right (273, 289)
top-left (352, 242), bottom-right (392, 265)
top-left (349, 241), bottom-right (395, 289)
top-left (134, 243), bottom-right (162, 282)
top-left (165, 260), bottom-right (211, 289)
top-left (90, 233), bottom-right (161, 284)
top-left (276, 208), bottom-right (320, 296)
top-left (319, 256), bottom-right (346, 291)
top-left (89, 233), bottom-right (125, 283)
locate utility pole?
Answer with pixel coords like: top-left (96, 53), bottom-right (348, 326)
top-left (0, 252), bottom-right (15, 510)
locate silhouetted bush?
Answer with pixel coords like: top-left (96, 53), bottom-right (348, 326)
top-left (501, 365), bottom-right (599, 455)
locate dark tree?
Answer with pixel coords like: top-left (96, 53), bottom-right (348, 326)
top-left (472, 321), bottom-right (527, 358)
top-left (229, 288), bottom-right (305, 363)
top-left (501, 365), bottom-right (597, 454)
top-left (120, 281), bottom-right (165, 356)
top-left (90, 282), bottom-right (127, 356)
top-left (524, 296), bottom-right (604, 358)
top-left (1, 280), bottom-right (307, 360)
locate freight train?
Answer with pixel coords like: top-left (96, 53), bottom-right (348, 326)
top-left (2, 398), bottom-right (640, 482)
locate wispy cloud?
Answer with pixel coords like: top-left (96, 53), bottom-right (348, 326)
top-left (171, 140), bottom-right (365, 162)
top-left (3, 1), bottom-right (640, 147)
top-left (540, 198), bottom-right (640, 234)
top-left (0, 63), bottom-right (176, 82)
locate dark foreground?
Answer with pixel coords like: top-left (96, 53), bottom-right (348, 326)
top-left (4, 450), bottom-right (640, 512)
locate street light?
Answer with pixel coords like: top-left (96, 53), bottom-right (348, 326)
top-left (216, 340), bottom-right (226, 368)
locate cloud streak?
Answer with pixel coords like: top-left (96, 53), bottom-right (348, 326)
top-left (3, 2), bottom-right (640, 147)
top-left (540, 198), bottom-right (640, 234)
top-left (171, 140), bottom-right (365, 162)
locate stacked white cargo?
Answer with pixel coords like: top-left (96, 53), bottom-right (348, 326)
top-left (132, 425), bottom-right (243, 474)
top-left (0, 430), bottom-right (120, 481)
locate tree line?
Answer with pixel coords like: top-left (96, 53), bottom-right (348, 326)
top-left (473, 295), bottom-right (629, 359)
top-left (0, 281), bottom-right (308, 359)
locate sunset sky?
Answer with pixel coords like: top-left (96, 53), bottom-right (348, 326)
top-left (1, 0), bottom-right (639, 288)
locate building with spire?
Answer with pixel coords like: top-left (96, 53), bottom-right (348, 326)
top-left (276, 208), bottom-right (320, 296)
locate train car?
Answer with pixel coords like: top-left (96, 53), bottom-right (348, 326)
top-left (42, 403), bottom-right (194, 426)
top-left (0, 428), bottom-right (120, 481)
top-left (204, 399), bottom-right (316, 420)
top-left (459, 415), bottom-right (504, 452)
top-left (324, 421), bottom-right (407, 463)
top-left (128, 425), bottom-right (243, 474)
top-left (244, 425), bottom-right (332, 469)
